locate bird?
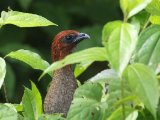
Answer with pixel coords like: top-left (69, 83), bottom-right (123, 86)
top-left (43, 30), bottom-right (90, 117)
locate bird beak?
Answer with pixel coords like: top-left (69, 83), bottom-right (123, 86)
top-left (73, 33), bottom-right (90, 43)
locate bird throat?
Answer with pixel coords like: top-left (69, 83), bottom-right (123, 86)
top-left (51, 40), bottom-right (75, 61)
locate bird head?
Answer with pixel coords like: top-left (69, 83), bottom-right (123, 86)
top-left (52, 30), bottom-right (90, 61)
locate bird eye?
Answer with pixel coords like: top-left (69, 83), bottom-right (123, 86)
top-left (61, 34), bottom-right (77, 43)
top-left (65, 35), bottom-right (73, 40)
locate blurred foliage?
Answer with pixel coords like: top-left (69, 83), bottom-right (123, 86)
top-left (0, 0), bottom-right (121, 103)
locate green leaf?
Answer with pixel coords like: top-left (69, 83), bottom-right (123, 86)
top-left (3, 103), bottom-right (17, 111)
top-left (123, 63), bottom-right (159, 118)
top-left (13, 104), bottom-right (23, 112)
top-left (88, 69), bottom-right (135, 119)
top-left (129, 16), bottom-right (141, 34)
top-left (150, 15), bottom-right (160, 24)
top-left (74, 61), bottom-right (93, 77)
top-left (102, 21), bottom-right (122, 47)
top-left (134, 25), bottom-right (160, 72)
top-left (102, 21), bottom-right (138, 75)
top-left (39, 47), bottom-right (107, 79)
top-left (31, 81), bottom-right (42, 116)
top-left (104, 77), bottom-right (132, 118)
top-left (126, 110), bottom-right (138, 120)
top-left (146, 0), bottom-right (160, 16)
top-left (22, 81), bottom-right (42, 120)
top-left (22, 88), bottom-right (36, 120)
top-left (107, 106), bottom-right (135, 120)
top-left (4, 103), bottom-right (24, 119)
top-left (131, 10), bottom-right (150, 29)
top-left (5, 49), bottom-right (50, 72)
top-left (0, 104), bottom-right (18, 120)
top-left (88, 69), bottom-right (118, 83)
top-left (67, 82), bottom-right (107, 120)
top-left (0, 57), bottom-right (6, 89)
top-left (0, 10), bottom-right (57, 27)
top-left (120, 0), bottom-right (152, 18)
top-left (18, 114), bottom-right (24, 120)
top-left (38, 114), bottom-right (65, 120)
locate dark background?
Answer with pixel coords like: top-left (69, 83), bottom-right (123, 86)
top-left (0, 0), bottom-right (121, 103)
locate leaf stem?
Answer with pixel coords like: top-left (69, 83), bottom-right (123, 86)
top-left (142, 15), bottom-right (151, 31)
top-left (123, 14), bottom-right (128, 23)
top-left (121, 77), bottom-right (125, 120)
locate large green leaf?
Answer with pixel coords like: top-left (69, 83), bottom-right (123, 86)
top-left (102, 21), bottom-right (122, 47)
top-left (102, 21), bottom-right (138, 76)
top-left (88, 69), bottom-right (118, 83)
top-left (104, 78), bottom-right (133, 119)
top-left (87, 69), bottom-right (135, 119)
top-left (5, 49), bottom-right (50, 72)
top-left (22, 88), bottom-right (36, 120)
top-left (0, 10), bottom-right (57, 27)
top-left (147, 0), bottom-right (160, 25)
top-left (149, 15), bottom-right (160, 25)
top-left (88, 69), bottom-right (129, 119)
top-left (123, 63), bottom-right (159, 118)
top-left (107, 106), bottom-right (135, 120)
top-left (39, 47), bottom-right (107, 79)
top-left (120, 0), bottom-right (152, 19)
top-left (67, 82), bottom-right (107, 120)
top-left (0, 104), bottom-right (18, 120)
top-left (146, 0), bottom-right (160, 16)
top-left (134, 25), bottom-right (160, 72)
top-left (0, 57), bottom-right (6, 89)
top-left (22, 81), bottom-right (42, 120)
top-left (126, 110), bottom-right (138, 120)
top-left (31, 81), bottom-right (42, 116)
top-left (131, 10), bottom-right (150, 29)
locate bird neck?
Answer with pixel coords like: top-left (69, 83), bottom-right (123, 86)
top-left (51, 45), bottom-right (74, 78)
top-left (51, 42), bottom-right (74, 61)
top-left (54, 65), bottom-right (73, 79)
top-left (44, 63), bottom-right (77, 116)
